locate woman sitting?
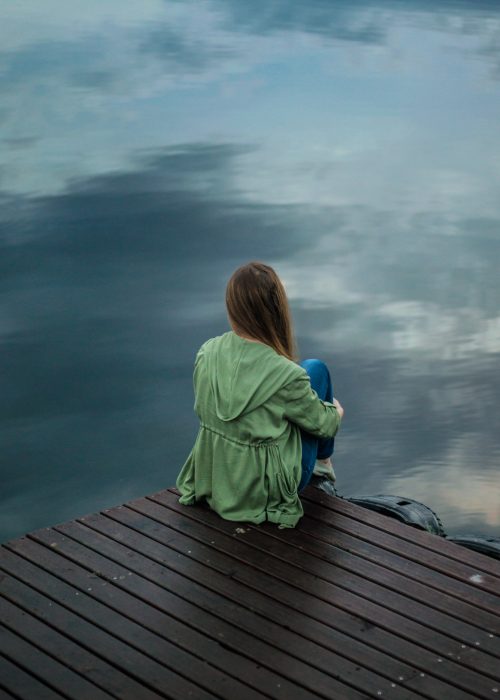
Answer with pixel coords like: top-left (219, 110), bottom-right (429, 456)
top-left (176, 261), bottom-right (344, 528)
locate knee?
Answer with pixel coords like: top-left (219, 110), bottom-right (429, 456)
top-left (300, 358), bottom-right (329, 382)
top-left (300, 359), bottom-right (333, 400)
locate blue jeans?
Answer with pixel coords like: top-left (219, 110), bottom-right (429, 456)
top-left (298, 359), bottom-right (335, 491)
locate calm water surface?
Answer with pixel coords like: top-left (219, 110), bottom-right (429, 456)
top-left (1, 1), bottom-right (500, 542)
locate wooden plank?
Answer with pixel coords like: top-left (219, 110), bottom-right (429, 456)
top-left (288, 506), bottom-right (498, 620)
top-left (149, 490), bottom-right (500, 669)
top-left (15, 531), bottom-right (368, 700)
top-left (286, 511), bottom-right (499, 632)
top-left (169, 484), bottom-right (500, 605)
top-left (69, 505), bottom-right (489, 699)
top-left (0, 688), bottom-right (18, 700)
top-left (0, 547), bottom-right (299, 700)
top-left (0, 654), bottom-right (67, 700)
top-left (300, 493), bottom-right (500, 603)
top-left (0, 690), bottom-right (15, 700)
top-left (304, 488), bottom-right (500, 579)
top-left (1, 485), bottom-right (498, 700)
top-left (4, 537), bottom-right (322, 700)
top-left (87, 506), bottom-right (442, 696)
top-left (0, 619), bottom-right (114, 700)
top-left (303, 489), bottom-right (500, 579)
top-left (0, 593), bottom-right (159, 700)
top-left (152, 491), bottom-right (500, 645)
top-left (261, 508), bottom-right (496, 631)
top-left (0, 545), bottom-right (248, 700)
top-left (140, 495), bottom-right (500, 682)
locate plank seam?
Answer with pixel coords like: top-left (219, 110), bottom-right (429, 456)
top-left (155, 494), bottom-right (499, 637)
top-left (41, 524), bottom-right (341, 700)
top-left (116, 502), bottom-right (498, 694)
top-left (17, 535), bottom-right (278, 700)
top-left (299, 501), bottom-right (500, 603)
top-left (243, 513), bottom-right (500, 632)
top-left (66, 517), bottom-right (381, 700)
top-left (302, 493), bottom-right (500, 579)
top-left (0, 617), bottom-right (101, 700)
top-left (1, 545), bottom-right (202, 700)
top-left (143, 497), bottom-right (500, 661)
top-left (0, 652), bottom-right (42, 700)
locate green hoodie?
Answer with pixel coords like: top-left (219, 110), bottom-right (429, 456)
top-left (176, 331), bottom-right (341, 528)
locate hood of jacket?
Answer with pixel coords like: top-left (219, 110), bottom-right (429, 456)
top-left (197, 331), bottom-right (302, 422)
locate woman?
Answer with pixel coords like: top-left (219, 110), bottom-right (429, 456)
top-left (176, 261), bottom-right (344, 528)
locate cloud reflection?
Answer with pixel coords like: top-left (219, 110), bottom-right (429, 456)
top-left (1, 0), bottom-right (499, 540)
top-left (2, 0), bottom-right (500, 196)
top-left (384, 435), bottom-right (500, 532)
top-left (1, 137), bottom-right (500, 539)
top-left (0, 142), bottom-right (316, 540)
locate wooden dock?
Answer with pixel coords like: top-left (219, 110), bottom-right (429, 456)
top-left (1, 486), bottom-right (499, 699)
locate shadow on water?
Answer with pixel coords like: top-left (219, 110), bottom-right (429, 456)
top-left (1, 0), bottom-right (500, 540)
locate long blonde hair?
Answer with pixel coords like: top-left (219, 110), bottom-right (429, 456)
top-left (225, 261), bottom-right (296, 361)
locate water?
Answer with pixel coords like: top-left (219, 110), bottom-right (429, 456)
top-left (1, 1), bottom-right (499, 542)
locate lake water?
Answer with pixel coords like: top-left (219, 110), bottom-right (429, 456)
top-left (1, 0), bottom-right (500, 543)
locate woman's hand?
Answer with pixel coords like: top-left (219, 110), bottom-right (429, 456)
top-left (333, 398), bottom-right (344, 419)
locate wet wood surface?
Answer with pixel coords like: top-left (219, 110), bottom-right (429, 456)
top-left (1, 486), bottom-right (499, 699)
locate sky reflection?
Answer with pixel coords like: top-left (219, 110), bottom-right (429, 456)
top-left (1, 0), bottom-right (499, 541)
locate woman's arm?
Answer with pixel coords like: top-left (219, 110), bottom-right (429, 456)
top-left (281, 372), bottom-right (343, 438)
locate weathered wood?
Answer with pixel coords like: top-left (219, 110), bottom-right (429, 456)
top-left (0, 621), bottom-right (115, 700)
top-left (287, 510), bottom-right (499, 631)
top-left (0, 687), bottom-right (18, 700)
top-left (1, 486), bottom-right (499, 700)
top-left (303, 488), bottom-right (500, 583)
top-left (301, 491), bottom-right (500, 603)
top-left (0, 547), bottom-right (254, 700)
top-left (29, 523), bottom-right (370, 700)
top-left (152, 490), bottom-right (499, 646)
top-left (69, 511), bottom-right (431, 699)
top-left (12, 532), bottom-right (321, 700)
top-left (0, 541), bottom-right (302, 700)
top-left (0, 654), bottom-right (68, 700)
top-left (34, 507), bottom-right (473, 698)
top-left (139, 492), bottom-right (498, 692)
top-left (304, 490), bottom-right (500, 579)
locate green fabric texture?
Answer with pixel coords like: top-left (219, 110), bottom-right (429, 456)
top-left (176, 331), bottom-right (341, 528)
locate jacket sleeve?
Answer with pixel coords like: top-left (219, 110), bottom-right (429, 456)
top-left (280, 371), bottom-right (341, 439)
